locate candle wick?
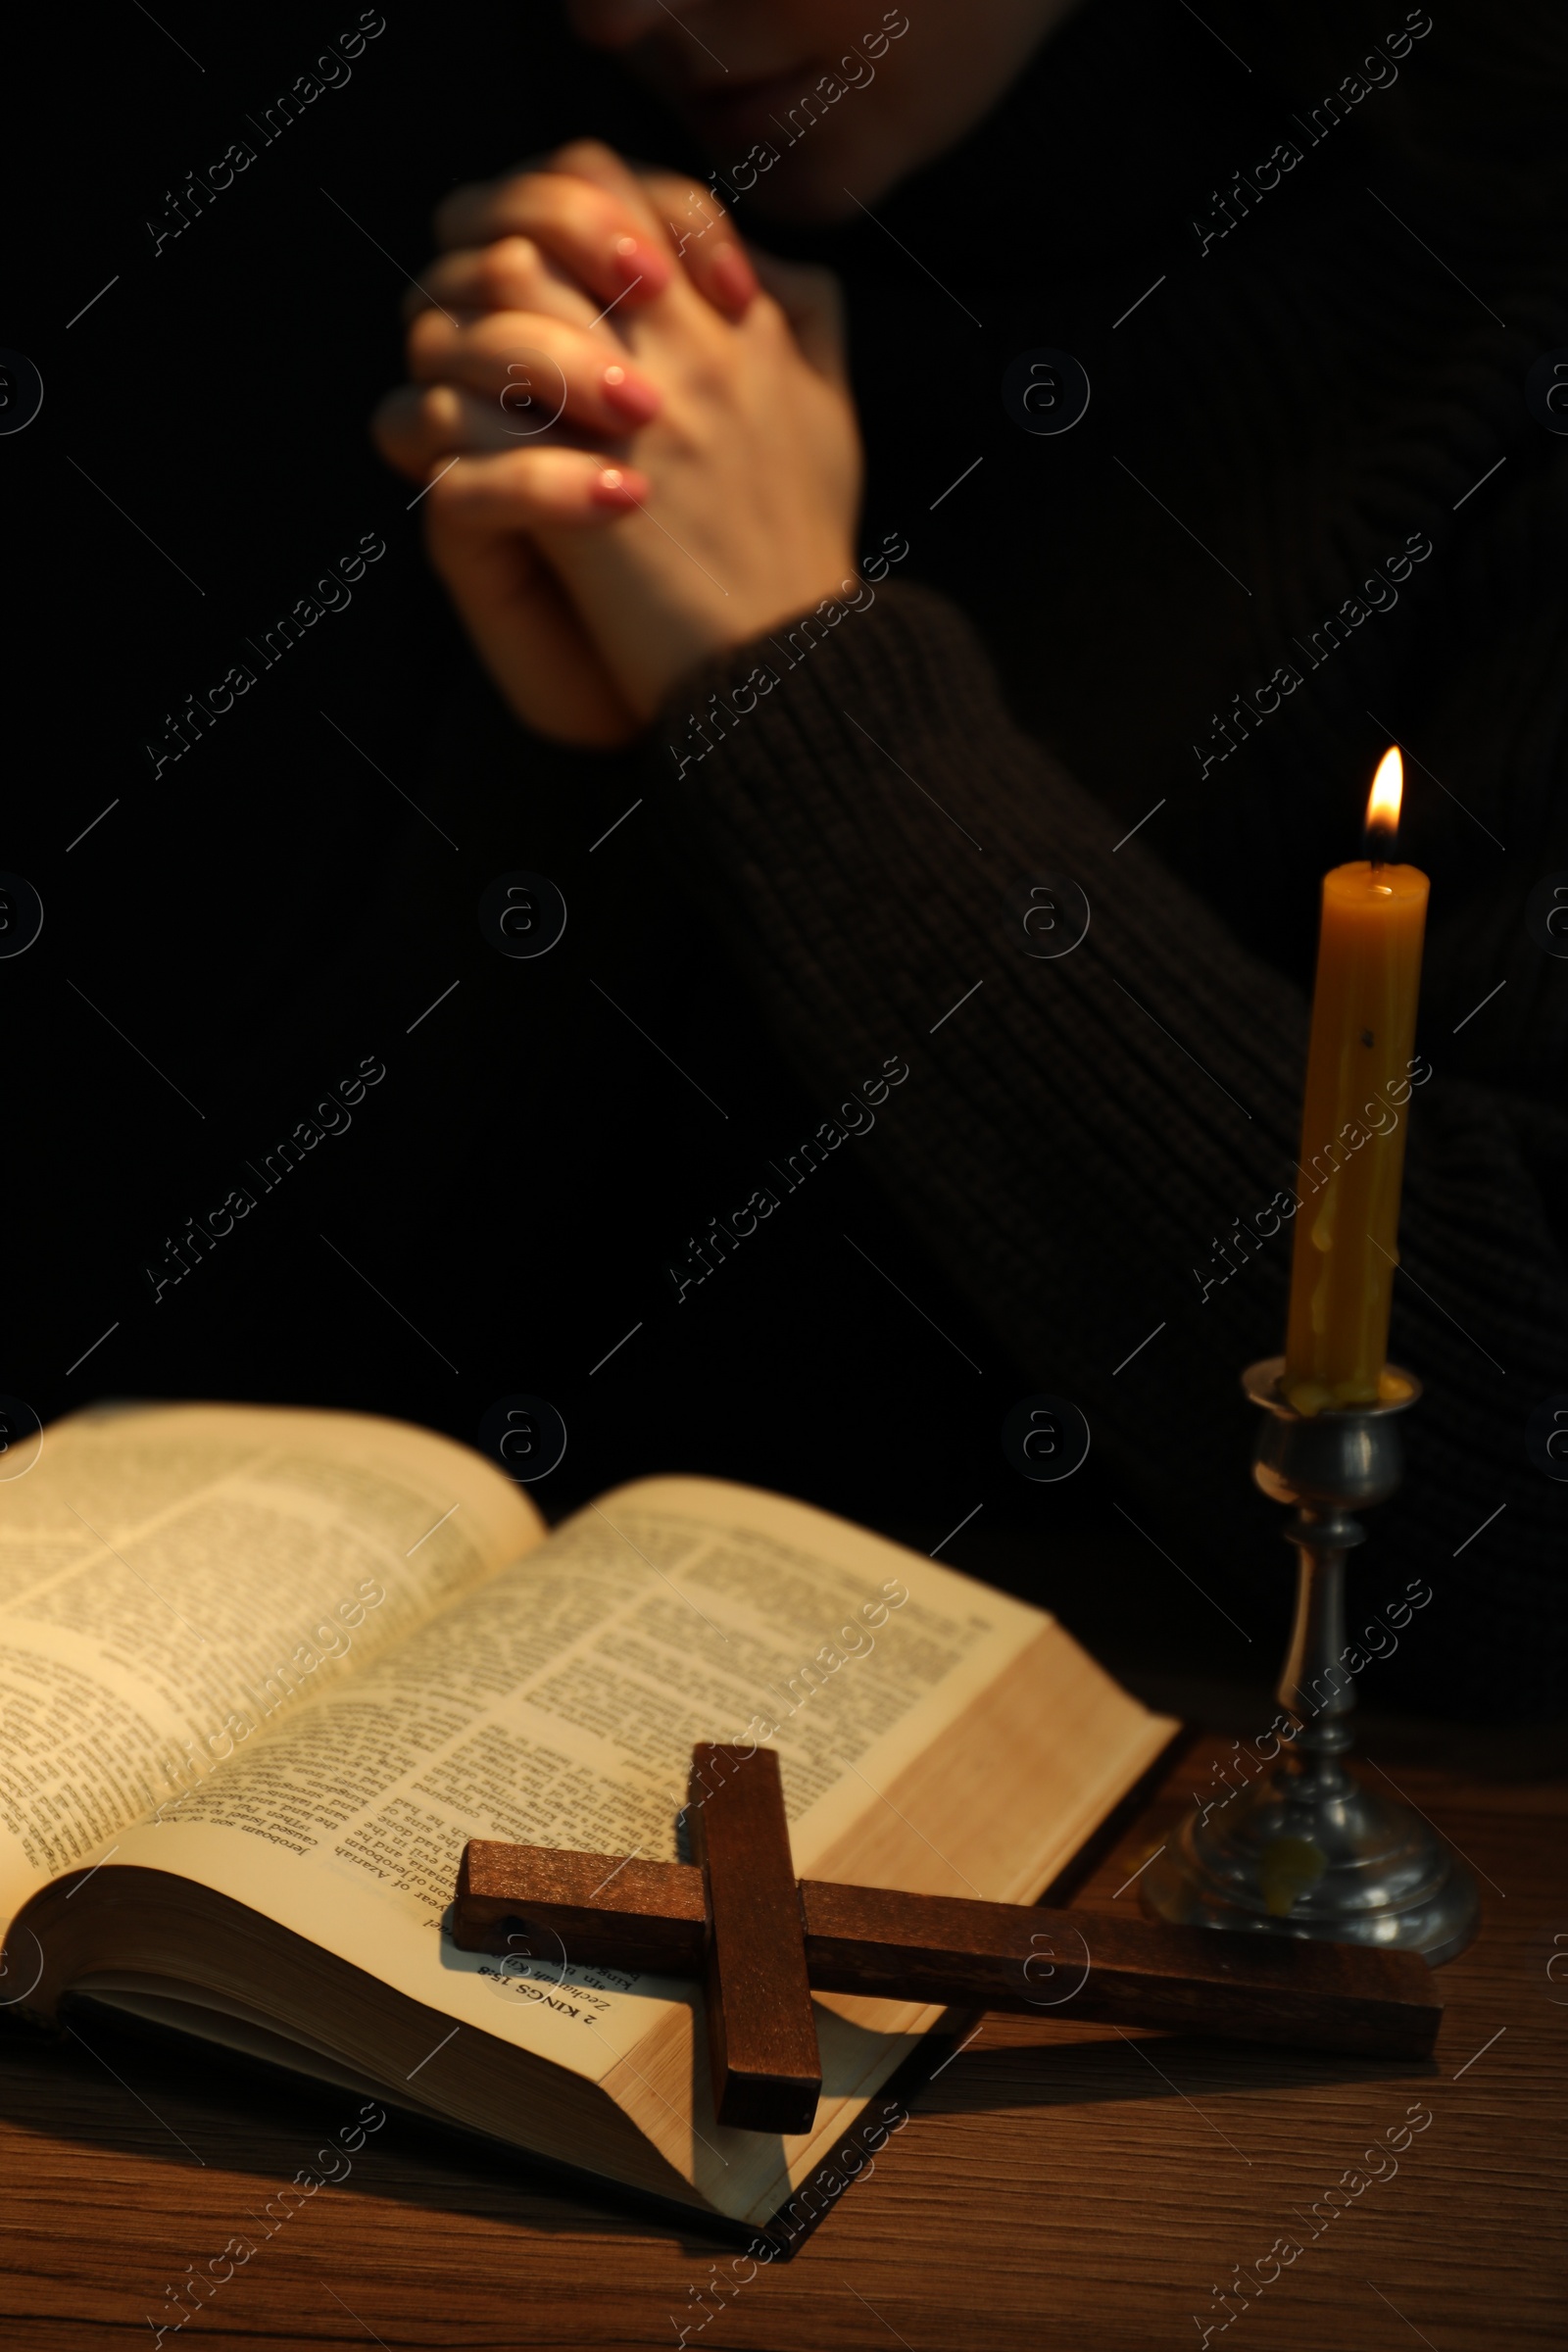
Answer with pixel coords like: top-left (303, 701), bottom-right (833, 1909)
top-left (1365, 823), bottom-right (1396, 875)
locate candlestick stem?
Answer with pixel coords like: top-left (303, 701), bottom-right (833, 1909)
top-left (1279, 1521), bottom-right (1355, 1773)
top-left (1142, 1358), bottom-right (1478, 1964)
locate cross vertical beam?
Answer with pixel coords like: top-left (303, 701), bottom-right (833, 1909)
top-left (687, 1742), bottom-right (821, 2133)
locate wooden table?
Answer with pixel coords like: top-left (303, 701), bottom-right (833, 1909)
top-left (2, 1735), bottom-right (1562, 2351)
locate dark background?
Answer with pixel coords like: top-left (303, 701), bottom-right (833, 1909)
top-left (8, 0), bottom-right (1522, 1716)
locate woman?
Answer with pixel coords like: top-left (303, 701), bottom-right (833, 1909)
top-left (372, 0), bottom-right (1567, 1714)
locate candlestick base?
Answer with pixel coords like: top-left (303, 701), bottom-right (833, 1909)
top-left (1141, 1358), bottom-right (1479, 1966)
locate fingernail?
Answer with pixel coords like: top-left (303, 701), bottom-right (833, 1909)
top-left (709, 238), bottom-right (759, 311)
top-left (591, 465), bottom-right (645, 508)
top-left (612, 233), bottom-right (670, 294)
top-left (601, 363), bottom-right (662, 422)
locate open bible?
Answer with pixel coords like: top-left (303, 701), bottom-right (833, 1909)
top-left (0, 1403), bottom-right (1176, 2231)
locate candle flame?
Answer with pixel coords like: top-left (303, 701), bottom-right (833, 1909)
top-left (1366, 746), bottom-right (1403, 836)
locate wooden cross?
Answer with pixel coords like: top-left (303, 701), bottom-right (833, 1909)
top-left (452, 1744), bottom-right (1441, 2136)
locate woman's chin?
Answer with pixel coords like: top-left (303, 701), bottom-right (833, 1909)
top-left (710, 140), bottom-right (906, 226)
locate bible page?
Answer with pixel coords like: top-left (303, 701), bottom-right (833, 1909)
top-left (0, 1403), bottom-right (540, 1933)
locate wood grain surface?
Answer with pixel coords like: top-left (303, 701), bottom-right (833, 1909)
top-left (1, 1734), bottom-right (1561, 2351)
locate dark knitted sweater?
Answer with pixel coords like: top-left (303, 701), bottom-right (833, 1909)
top-left (608, 0), bottom-right (1568, 1702)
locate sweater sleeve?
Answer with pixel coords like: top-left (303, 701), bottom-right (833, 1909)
top-left (649, 579), bottom-right (1568, 1716)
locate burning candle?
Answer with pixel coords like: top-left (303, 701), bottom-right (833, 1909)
top-left (1282, 749), bottom-right (1429, 1415)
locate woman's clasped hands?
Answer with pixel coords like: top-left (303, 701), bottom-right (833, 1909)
top-left (372, 140), bottom-right (862, 745)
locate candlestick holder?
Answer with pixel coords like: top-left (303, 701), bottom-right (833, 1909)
top-left (1141, 1357), bottom-right (1478, 1964)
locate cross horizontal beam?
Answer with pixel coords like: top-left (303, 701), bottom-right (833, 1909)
top-left (453, 1839), bottom-right (1441, 2062)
